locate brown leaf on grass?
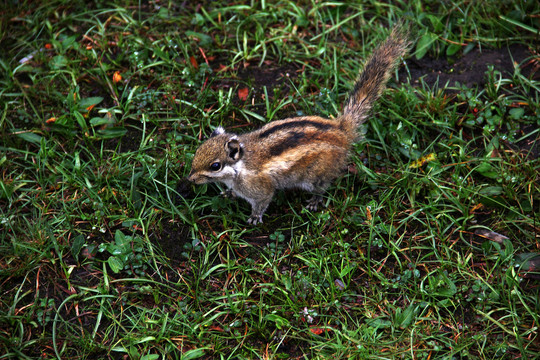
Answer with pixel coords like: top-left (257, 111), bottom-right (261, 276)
top-left (190, 55), bottom-right (199, 69)
top-left (474, 229), bottom-right (509, 244)
top-left (309, 327), bottom-right (332, 335)
top-left (238, 87), bottom-right (249, 101)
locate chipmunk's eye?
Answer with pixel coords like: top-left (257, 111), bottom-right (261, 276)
top-left (209, 162), bottom-right (221, 171)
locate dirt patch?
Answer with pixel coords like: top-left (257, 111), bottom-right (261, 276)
top-left (403, 43), bottom-right (537, 89)
top-left (236, 63), bottom-right (300, 92)
top-left (208, 61), bottom-right (300, 94)
top-left (151, 218), bottom-right (193, 264)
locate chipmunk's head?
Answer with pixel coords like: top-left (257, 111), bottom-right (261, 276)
top-left (188, 127), bottom-right (244, 185)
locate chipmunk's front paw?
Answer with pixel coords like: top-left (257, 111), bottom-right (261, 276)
top-left (220, 189), bottom-right (236, 198)
top-left (306, 195), bottom-right (323, 211)
top-left (247, 215), bottom-right (263, 225)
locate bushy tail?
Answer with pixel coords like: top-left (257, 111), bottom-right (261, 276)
top-left (340, 25), bottom-right (410, 131)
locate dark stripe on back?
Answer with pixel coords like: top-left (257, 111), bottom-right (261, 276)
top-left (268, 131), bottom-right (308, 157)
top-left (258, 120), bottom-right (333, 139)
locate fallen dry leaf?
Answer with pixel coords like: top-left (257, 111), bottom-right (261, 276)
top-left (190, 55), bottom-right (198, 69)
top-left (309, 327), bottom-right (332, 335)
top-left (474, 229), bottom-right (509, 244)
top-left (238, 87), bottom-right (249, 101)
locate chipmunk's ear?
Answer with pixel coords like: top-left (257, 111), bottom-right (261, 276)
top-left (226, 137), bottom-right (243, 161)
top-left (210, 126), bottom-right (225, 137)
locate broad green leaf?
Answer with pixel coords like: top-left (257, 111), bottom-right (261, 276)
top-left (141, 355), bottom-right (160, 360)
top-left (264, 313), bottom-right (290, 329)
top-left (16, 132), bottom-right (42, 145)
top-left (181, 348), bottom-right (209, 360)
top-left (185, 31), bottom-right (213, 47)
top-left (73, 111), bottom-right (87, 130)
top-left (96, 127), bottom-right (127, 139)
top-left (115, 229), bottom-right (125, 244)
top-left (479, 186), bottom-right (503, 196)
top-left (394, 304), bottom-right (419, 329)
top-left (509, 107), bottom-right (524, 120)
top-left (415, 33), bottom-right (436, 60)
top-left (426, 14), bottom-right (444, 32)
top-left (90, 116), bottom-right (114, 127)
top-left (50, 55), bottom-right (67, 69)
top-left (135, 336), bottom-right (156, 344)
top-left (71, 234), bottom-right (85, 260)
top-left (339, 263), bottom-right (355, 278)
top-left (157, 6), bottom-right (169, 19)
top-left (475, 162), bottom-right (498, 179)
top-left (79, 97), bottom-right (104, 109)
top-left (108, 256), bottom-right (124, 273)
top-left (446, 43), bottom-right (461, 56)
top-left (365, 317), bottom-right (391, 329)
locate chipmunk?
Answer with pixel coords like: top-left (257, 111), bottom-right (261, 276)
top-left (188, 26), bottom-right (410, 224)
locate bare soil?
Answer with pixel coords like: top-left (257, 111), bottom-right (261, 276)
top-left (404, 43), bottom-right (537, 89)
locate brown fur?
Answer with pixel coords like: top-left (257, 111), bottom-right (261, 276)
top-left (188, 26), bottom-right (410, 224)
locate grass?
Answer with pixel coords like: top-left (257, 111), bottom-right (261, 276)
top-left (1, 0), bottom-right (539, 358)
